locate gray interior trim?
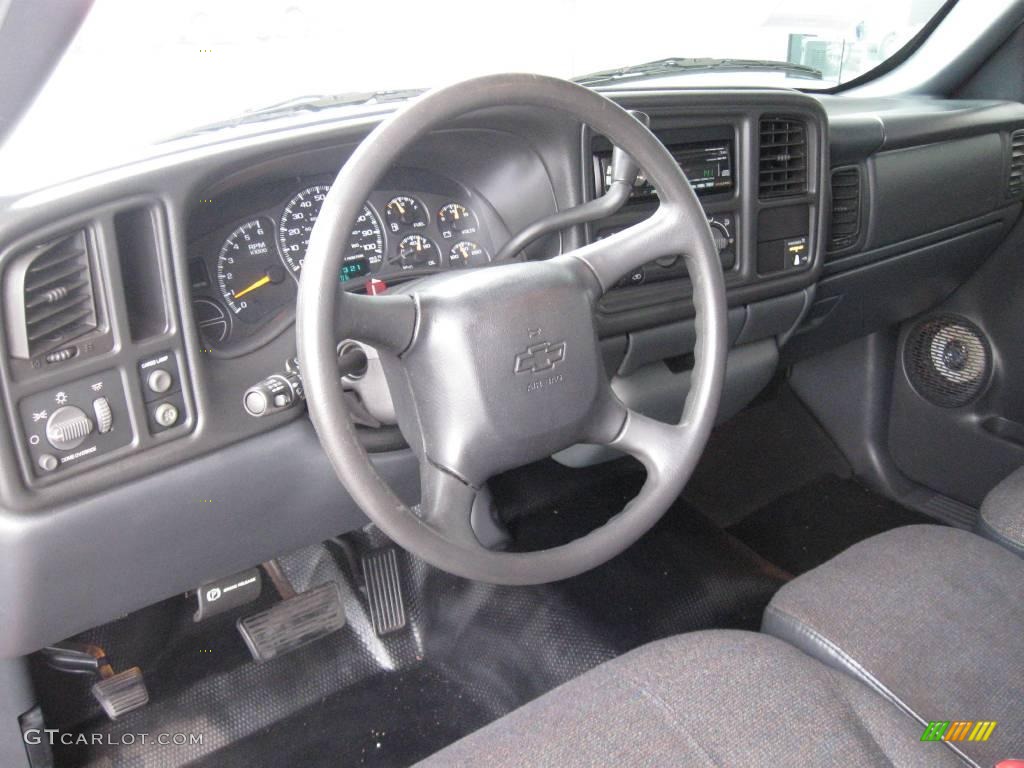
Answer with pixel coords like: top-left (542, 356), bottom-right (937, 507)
top-left (0, 419), bottom-right (415, 658)
top-left (0, 658), bottom-right (33, 768)
top-left (0, 0), bottom-right (93, 144)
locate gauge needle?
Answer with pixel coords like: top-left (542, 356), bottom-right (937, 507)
top-left (233, 274), bottom-right (270, 299)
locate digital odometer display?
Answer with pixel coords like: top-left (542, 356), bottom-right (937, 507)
top-left (339, 258), bottom-right (370, 282)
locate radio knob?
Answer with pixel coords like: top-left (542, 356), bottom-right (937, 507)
top-left (46, 406), bottom-right (94, 451)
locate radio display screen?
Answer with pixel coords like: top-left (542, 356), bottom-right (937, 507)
top-left (599, 138), bottom-right (734, 200)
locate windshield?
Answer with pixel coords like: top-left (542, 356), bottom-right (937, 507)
top-left (1, 0), bottom-right (949, 189)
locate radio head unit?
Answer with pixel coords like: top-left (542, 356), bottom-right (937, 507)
top-left (596, 136), bottom-right (734, 200)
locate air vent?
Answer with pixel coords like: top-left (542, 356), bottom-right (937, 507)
top-left (828, 166), bottom-right (861, 251)
top-left (1008, 129), bottom-right (1024, 198)
top-left (759, 117), bottom-right (807, 198)
top-left (4, 229), bottom-right (98, 360)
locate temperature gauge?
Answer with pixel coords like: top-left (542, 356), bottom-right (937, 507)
top-left (448, 240), bottom-right (488, 268)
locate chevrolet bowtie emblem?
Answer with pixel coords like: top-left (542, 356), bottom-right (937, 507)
top-left (514, 341), bottom-right (566, 374)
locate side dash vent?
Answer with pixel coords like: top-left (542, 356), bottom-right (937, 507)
top-left (1009, 129), bottom-right (1024, 198)
top-left (759, 117), bottom-right (807, 198)
top-left (4, 229), bottom-right (98, 360)
top-left (828, 166), bottom-right (862, 252)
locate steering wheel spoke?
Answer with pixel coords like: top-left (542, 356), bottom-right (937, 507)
top-left (560, 203), bottom-right (689, 294)
top-left (605, 406), bottom-right (689, 483)
top-left (415, 462), bottom-right (485, 549)
top-left (333, 292), bottom-right (417, 355)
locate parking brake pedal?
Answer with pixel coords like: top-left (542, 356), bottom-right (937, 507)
top-left (362, 547), bottom-right (407, 636)
top-left (237, 560), bottom-right (346, 662)
top-left (41, 644), bottom-right (149, 720)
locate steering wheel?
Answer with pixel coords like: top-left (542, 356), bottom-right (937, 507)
top-left (297, 74), bottom-right (727, 585)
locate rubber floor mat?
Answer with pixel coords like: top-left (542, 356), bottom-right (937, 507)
top-left (728, 474), bottom-right (938, 574)
top-left (683, 386), bottom-right (851, 527)
top-left (35, 466), bottom-right (785, 768)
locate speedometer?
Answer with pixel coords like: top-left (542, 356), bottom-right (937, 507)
top-left (278, 185), bottom-right (385, 277)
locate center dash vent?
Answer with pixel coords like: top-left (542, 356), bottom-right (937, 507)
top-left (828, 166), bottom-right (861, 251)
top-left (4, 229), bottom-right (98, 360)
top-left (759, 117), bottom-right (807, 198)
top-left (1008, 129), bottom-right (1024, 198)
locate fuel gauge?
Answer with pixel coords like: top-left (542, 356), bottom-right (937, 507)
top-left (384, 195), bottom-right (428, 232)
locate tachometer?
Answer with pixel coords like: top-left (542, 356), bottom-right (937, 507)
top-left (278, 185), bottom-right (385, 277)
top-left (216, 219), bottom-right (293, 323)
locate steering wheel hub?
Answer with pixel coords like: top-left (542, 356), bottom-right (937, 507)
top-left (388, 260), bottom-right (612, 488)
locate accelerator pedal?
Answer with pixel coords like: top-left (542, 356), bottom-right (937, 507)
top-left (237, 573), bottom-right (346, 662)
top-left (362, 547), bottom-right (407, 636)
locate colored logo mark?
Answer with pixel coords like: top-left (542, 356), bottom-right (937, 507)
top-left (921, 721), bottom-right (997, 742)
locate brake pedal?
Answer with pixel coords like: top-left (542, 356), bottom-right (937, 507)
top-left (362, 547), bottom-right (407, 636)
top-left (92, 667), bottom-right (149, 720)
top-left (41, 644), bottom-right (149, 720)
top-left (237, 581), bottom-right (346, 662)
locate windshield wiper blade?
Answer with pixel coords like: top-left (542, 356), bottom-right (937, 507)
top-left (573, 57), bottom-right (822, 87)
top-left (162, 88), bottom-right (426, 141)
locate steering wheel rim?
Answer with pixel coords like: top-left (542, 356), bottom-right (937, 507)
top-left (297, 73), bottom-right (727, 585)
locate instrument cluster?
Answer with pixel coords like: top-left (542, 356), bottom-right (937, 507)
top-left (188, 174), bottom-right (497, 351)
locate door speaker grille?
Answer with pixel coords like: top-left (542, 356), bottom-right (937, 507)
top-left (904, 315), bottom-right (991, 408)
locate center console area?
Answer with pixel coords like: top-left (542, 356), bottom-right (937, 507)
top-left (547, 93), bottom-right (827, 466)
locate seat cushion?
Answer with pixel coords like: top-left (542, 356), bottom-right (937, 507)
top-left (979, 465), bottom-right (1024, 556)
top-left (417, 630), bottom-right (962, 767)
top-left (764, 524), bottom-right (1024, 767)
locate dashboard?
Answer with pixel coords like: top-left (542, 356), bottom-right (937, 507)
top-left (1, 86), bottom-right (1023, 658)
top-left (188, 168), bottom-right (502, 352)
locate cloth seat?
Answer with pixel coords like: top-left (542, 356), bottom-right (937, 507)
top-left (417, 629), bottom-right (962, 767)
top-left (978, 465), bottom-right (1024, 556)
top-left (763, 524), bottom-right (1024, 767)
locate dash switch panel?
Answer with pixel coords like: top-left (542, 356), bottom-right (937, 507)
top-left (19, 369), bottom-right (133, 477)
